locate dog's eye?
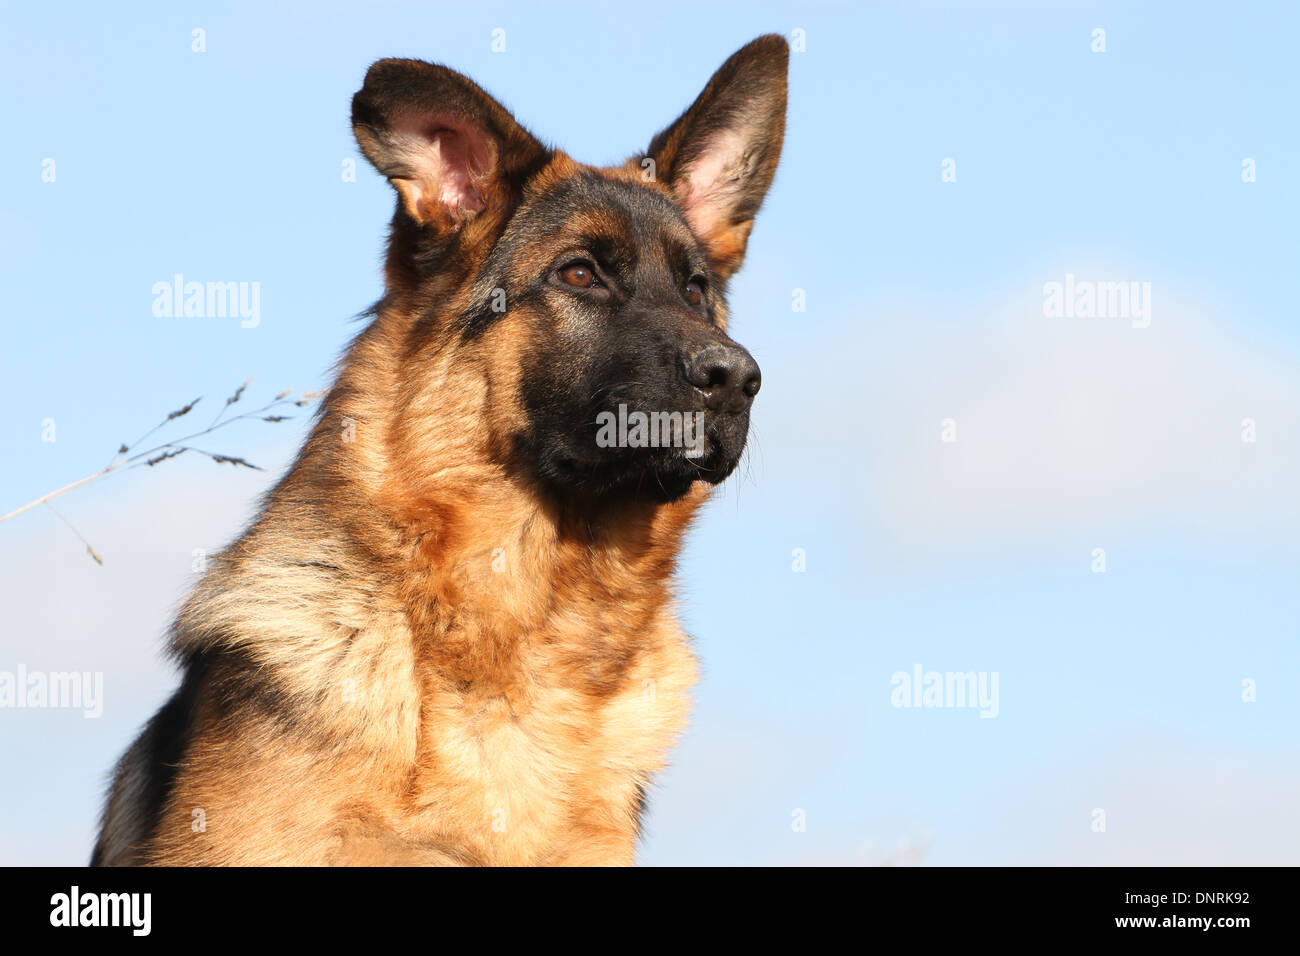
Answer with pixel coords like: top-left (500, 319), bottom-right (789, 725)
top-left (559, 262), bottom-right (598, 288)
top-left (684, 278), bottom-right (705, 307)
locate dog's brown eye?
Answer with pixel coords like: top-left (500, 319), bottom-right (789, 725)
top-left (684, 279), bottom-right (705, 307)
top-left (559, 263), bottom-right (596, 288)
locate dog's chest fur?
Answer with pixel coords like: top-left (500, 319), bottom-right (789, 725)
top-left (361, 491), bottom-right (703, 861)
top-left (394, 618), bottom-right (698, 865)
top-left (150, 503), bottom-right (701, 866)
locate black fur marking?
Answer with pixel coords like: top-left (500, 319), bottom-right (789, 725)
top-left (89, 650), bottom-right (209, 865)
top-left (632, 783), bottom-right (650, 839)
top-left (90, 644), bottom-right (311, 865)
top-left (137, 653), bottom-right (209, 845)
top-left (458, 170), bottom-right (706, 341)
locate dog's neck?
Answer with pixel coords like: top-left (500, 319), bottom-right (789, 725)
top-left (304, 310), bottom-right (708, 644)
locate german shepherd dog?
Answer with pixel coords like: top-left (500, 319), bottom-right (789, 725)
top-left (93, 34), bottom-right (787, 866)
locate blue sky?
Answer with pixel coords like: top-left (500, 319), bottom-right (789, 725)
top-left (2, 1), bottom-right (1297, 865)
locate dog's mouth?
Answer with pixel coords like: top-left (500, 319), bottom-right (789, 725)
top-left (561, 451), bottom-right (735, 503)
top-left (535, 421), bottom-right (746, 504)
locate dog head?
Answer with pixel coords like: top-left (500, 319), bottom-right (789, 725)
top-left (352, 36), bottom-right (787, 505)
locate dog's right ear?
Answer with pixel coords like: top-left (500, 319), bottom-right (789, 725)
top-left (352, 59), bottom-right (549, 233)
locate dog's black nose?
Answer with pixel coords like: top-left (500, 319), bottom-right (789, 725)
top-left (683, 343), bottom-right (761, 413)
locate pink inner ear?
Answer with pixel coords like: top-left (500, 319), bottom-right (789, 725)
top-left (677, 129), bottom-right (748, 237)
top-left (393, 113), bottom-right (494, 213)
top-left (424, 124), bottom-right (487, 212)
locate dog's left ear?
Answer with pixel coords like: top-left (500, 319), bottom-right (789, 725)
top-left (643, 34), bottom-right (789, 279)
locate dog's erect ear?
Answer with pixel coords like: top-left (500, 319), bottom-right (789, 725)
top-left (644, 35), bottom-right (788, 279)
top-left (352, 59), bottom-right (549, 231)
